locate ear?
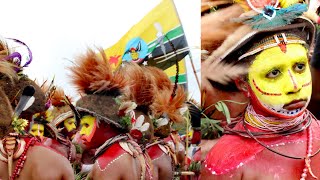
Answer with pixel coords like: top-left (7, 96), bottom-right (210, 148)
top-left (235, 77), bottom-right (250, 97)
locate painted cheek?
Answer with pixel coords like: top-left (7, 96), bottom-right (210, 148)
top-left (80, 119), bottom-right (97, 143)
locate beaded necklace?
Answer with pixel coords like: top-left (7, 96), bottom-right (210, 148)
top-left (245, 104), bottom-right (306, 132)
top-left (242, 106), bottom-right (320, 179)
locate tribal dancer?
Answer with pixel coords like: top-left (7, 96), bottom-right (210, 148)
top-left (201, 0), bottom-right (320, 179)
top-left (0, 37), bottom-right (73, 179)
top-left (70, 48), bottom-right (153, 180)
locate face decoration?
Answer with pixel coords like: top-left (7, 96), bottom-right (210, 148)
top-left (79, 115), bottom-right (97, 145)
top-left (247, 44), bottom-right (312, 118)
top-left (63, 117), bottom-right (77, 139)
top-left (29, 123), bottom-right (45, 137)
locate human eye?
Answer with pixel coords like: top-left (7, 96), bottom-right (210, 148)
top-left (293, 63), bottom-right (305, 73)
top-left (266, 69), bottom-right (281, 78)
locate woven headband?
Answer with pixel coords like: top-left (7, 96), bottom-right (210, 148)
top-left (238, 33), bottom-right (306, 60)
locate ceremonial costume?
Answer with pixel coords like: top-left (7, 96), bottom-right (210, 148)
top-left (201, 1), bottom-right (320, 179)
top-left (70, 48), bottom-right (153, 180)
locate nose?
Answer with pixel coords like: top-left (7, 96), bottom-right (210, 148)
top-left (286, 88), bottom-right (301, 95)
top-left (286, 70), bottom-right (301, 95)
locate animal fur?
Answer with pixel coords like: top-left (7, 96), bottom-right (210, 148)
top-left (69, 48), bottom-right (126, 95)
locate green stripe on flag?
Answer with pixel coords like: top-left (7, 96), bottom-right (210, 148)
top-left (147, 26), bottom-right (184, 53)
top-left (169, 73), bottom-right (187, 84)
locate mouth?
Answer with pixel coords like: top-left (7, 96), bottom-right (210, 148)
top-left (261, 98), bottom-right (309, 117)
top-left (283, 99), bottom-right (307, 110)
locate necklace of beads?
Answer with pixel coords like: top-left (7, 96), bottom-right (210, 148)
top-left (245, 104), bottom-right (307, 132)
top-left (10, 137), bottom-right (37, 180)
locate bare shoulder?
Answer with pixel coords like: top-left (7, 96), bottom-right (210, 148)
top-left (25, 145), bottom-right (74, 180)
top-left (91, 153), bottom-right (140, 180)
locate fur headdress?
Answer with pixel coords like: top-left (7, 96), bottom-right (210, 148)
top-left (0, 37), bottom-right (46, 121)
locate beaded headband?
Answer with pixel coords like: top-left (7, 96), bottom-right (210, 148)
top-left (238, 33), bottom-right (306, 60)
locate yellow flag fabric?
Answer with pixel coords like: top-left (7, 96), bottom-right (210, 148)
top-left (164, 58), bottom-right (187, 84)
top-left (104, 0), bottom-right (189, 72)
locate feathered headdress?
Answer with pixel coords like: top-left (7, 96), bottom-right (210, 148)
top-left (143, 66), bottom-right (172, 91)
top-left (70, 48), bottom-right (126, 95)
top-left (119, 63), bottom-right (156, 143)
top-left (201, 0), bottom-right (315, 120)
top-left (69, 48), bottom-right (130, 130)
top-left (0, 37), bottom-right (46, 120)
top-left (122, 63), bottom-right (155, 110)
top-left (151, 86), bottom-right (186, 123)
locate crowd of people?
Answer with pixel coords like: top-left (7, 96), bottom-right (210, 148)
top-left (0, 37), bottom-right (200, 179)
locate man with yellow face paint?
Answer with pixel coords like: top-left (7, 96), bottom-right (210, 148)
top-left (29, 123), bottom-right (45, 137)
top-left (54, 111), bottom-right (79, 140)
top-left (201, 1), bottom-right (320, 180)
top-left (70, 48), bottom-right (154, 180)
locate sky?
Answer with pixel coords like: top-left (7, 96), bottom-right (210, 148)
top-left (1, 0), bottom-right (200, 102)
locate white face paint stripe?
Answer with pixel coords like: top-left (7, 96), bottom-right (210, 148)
top-left (288, 70), bottom-right (298, 90)
top-left (37, 124), bottom-right (41, 136)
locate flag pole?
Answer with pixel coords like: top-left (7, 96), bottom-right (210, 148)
top-left (188, 52), bottom-right (200, 90)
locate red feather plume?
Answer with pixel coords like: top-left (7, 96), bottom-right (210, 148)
top-left (69, 48), bottom-right (126, 94)
top-left (122, 63), bottom-right (155, 106)
top-left (151, 85), bottom-right (186, 123)
top-left (143, 66), bottom-right (172, 91)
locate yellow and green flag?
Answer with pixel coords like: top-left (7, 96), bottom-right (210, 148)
top-left (105, 0), bottom-right (189, 86)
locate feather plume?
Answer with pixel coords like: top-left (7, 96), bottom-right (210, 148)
top-left (151, 86), bottom-right (186, 123)
top-left (234, 4), bottom-right (307, 30)
top-left (0, 37), bottom-right (9, 57)
top-left (0, 61), bottom-right (17, 80)
top-left (69, 48), bottom-right (126, 94)
top-left (205, 25), bottom-right (253, 63)
top-left (201, 4), bottom-right (244, 53)
top-left (143, 66), bottom-right (172, 91)
top-left (123, 63), bottom-right (155, 107)
top-left (201, 0), bottom-right (234, 12)
top-left (202, 59), bottom-right (248, 85)
top-left (50, 87), bottom-right (66, 107)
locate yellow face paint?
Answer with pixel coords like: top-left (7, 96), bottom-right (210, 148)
top-left (248, 44), bottom-right (312, 116)
top-left (64, 118), bottom-right (76, 132)
top-left (79, 115), bottom-right (97, 143)
top-left (30, 123), bottom-right (44, 137)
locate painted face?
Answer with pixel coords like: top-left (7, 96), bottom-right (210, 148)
top-left (248, 44), bottom-right (312, 118)
top-left (29, 123), bottom-right (44, 137)
top-left (64, 118), bottom-right (76, 132)
top-left (79, 115), bottom-right (97, 144)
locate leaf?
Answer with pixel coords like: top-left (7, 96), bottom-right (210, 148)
top-left (220, 101), bottom-right (231, 124)
top-left (213, 123), bottom-right (224, 132)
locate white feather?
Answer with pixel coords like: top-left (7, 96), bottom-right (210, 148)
top-left (23, 96), bottom-right (35, 111)
top-left (156, 117), bottom-right (169, 127)
top-left (139, 123), bottom-right (150, 132)
top-left (135, 115), bottom-right (145, 128)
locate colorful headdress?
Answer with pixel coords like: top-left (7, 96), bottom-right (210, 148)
top-left (70, 48), bottom-right (130, 130)
top-left (202, 0), bottom-right (316, 90)
top-left (203, 1), bottom-right (315, 64)
top-left (0, 37), bottom-right (46, 120)
top-left (120, 63), bottom-right (156, 143)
